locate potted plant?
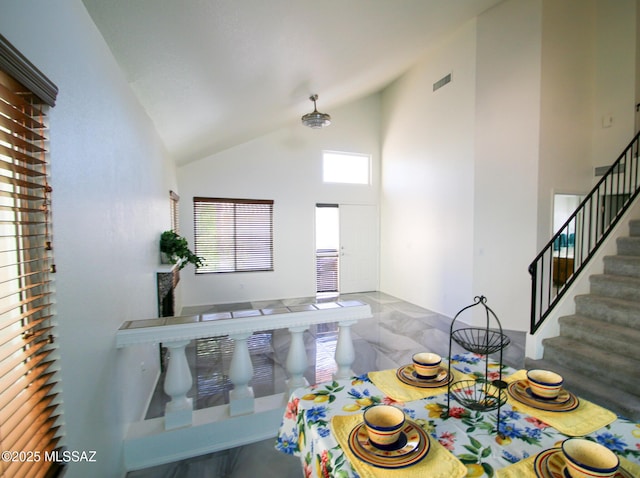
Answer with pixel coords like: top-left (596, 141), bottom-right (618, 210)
top-left (159, 230), bottom-right (204, 270)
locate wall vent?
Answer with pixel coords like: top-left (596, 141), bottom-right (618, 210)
top-left (433, 73), bottom-right (452, 92)
top-left (595, 163), bottom-right (624, 176)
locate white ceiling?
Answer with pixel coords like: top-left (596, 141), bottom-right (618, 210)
top-left (82, 0), bottom-right (503, 164)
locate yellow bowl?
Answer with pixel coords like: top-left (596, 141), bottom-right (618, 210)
top-left (363, 405), bottom-right (405, 449)
top-left (562, 438), bottom-right (619, 478)
top-left (412, 352), bottom-right (442, 379)
top-left (527, 369), bottom-right (563, 400)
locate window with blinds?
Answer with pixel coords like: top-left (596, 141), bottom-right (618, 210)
top-left (169, 190), bottom-right (179, 233)
top-left (0, 34), bottom-right (60, 478)
top-left (193, 197), bottom-right (274, 274)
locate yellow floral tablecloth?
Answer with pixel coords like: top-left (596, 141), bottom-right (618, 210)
top-left (276, 353), bottom-right (640, 478)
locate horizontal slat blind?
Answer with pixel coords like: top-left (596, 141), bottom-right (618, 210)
top-left (316, 250), bottom-right (338, 293)
top-left (194, 197), bottom-right (274, 273)
top-left (0, 56), bottom-right (60, 478)
top-left (169, 190), bottom-right (179, 233)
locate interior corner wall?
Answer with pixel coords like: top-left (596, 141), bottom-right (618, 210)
top-left (1, 1), bottom-right (178, 476)
top-left (379, 20), bottom-right (477, 318)
top-left (591, 0), bottom-right (637, 168)
top-left (537, 0), bottom-right (637, 262)
top-left (536, 0), bottom-right (595, 249)
top-left (473, 0), bottom-right (542, 331)
top-left (176, 95), bottom-right (381, 308)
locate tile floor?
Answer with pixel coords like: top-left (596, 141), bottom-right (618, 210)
top-left (127, 291), bottom-right (525, 478)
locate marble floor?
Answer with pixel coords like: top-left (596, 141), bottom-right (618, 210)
top-left (128, 291), bottom-right (525, 478)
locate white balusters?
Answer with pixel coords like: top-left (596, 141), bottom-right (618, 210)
top-left (228, 332), bottom-right (255, 416)
top-left (334, 320), bottom-right (358, 380)
top-left (116, 301), bottom-right (372, 431)
top-left (163, 339), bottom-right (193, 430)
top-left (286, 326), bottom-right (309, 395)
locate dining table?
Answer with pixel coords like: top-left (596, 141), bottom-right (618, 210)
top-left (275, 352), bottom-right (640, 478)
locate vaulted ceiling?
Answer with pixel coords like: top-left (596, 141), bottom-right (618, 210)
top-left (82, 0), bottom-right (503, 164)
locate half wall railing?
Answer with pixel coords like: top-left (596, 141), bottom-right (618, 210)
top-left (529, 131), bottom-right (640, 334)
top-left (116, 300), bottom-right (372, 471)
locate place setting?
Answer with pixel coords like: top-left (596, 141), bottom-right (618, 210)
top-left (348, 404), bottom-right (430, 469)
top-left (532, 438), bottom-right (634, 478)
top-left (331, 404), bottom-right (468, 477)
top-left (395, 352), bottom-right (454, 388)
top-left (368, 352), bottom-right (468, 402)
top-left (507, 369), bottom-right (579, 412)
top-left (498, 437), bottom-right (638, 478)
top-left (503, 368), bottom-right (617, 436)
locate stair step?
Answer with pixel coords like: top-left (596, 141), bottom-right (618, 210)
top-left (558, 315), bottom-right (640, 361)
top-left (589, 274), bottom-right (640, 301)
top-left (616, 236), bottom-right (640, 256)
top-left (540, 336), bottom-right (640, 396)
top-left (524, 357), bottom-right (640, 421)
top-left (574, 294), bottom-right (640, 327)
top-left (603, 255), bottom-right (640, 278)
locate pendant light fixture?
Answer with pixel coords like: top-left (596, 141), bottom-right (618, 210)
top-left (301, 94), bottom-right (331, 129)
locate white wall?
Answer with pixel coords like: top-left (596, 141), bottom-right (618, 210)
top-left (537, 0), bottom-right (595, 248)
top-left (591, 0), bottom-right (636, 167)
top-left (381, 0), bottom-right (637, 332)
top-left (536, 0), bottom-right (637, 249)
top-left (380, 20), bottom-right (477, 318)
top-left (177, 95), bottom-right (381, 307)
top-left (380, 0), bottom-right (543, 330)
top-left (473, 0), bottom-right (542, 330)
top-left (0, 2), bottom-right (177, 476)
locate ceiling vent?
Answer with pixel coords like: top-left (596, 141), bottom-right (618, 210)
top-left (433, 73), bottom-right (452, 92)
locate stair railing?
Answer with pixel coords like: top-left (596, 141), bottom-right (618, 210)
top-left (529, 131), bottom-right (640, 334)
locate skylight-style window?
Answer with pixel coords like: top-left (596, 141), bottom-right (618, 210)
top-left (322, 151), bottom-right (370, 184)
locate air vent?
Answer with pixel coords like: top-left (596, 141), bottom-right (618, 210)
top-left (433, 73), bottom-right (452, 92)
top-left (595, 163), bottom-right (624, 176)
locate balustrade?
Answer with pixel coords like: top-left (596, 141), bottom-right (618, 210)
top-left (116, 300), bottom-right (372, 431)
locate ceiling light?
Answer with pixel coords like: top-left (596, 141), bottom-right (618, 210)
top-left (301, 94), bottom-right (331, 129)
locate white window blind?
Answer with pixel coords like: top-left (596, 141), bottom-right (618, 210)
top-left (193, 197), bottom-right (274, 273)
top-left (0, 33), bottom-right (60, 478)
top-left (169, 190), bottom-right (179, 233)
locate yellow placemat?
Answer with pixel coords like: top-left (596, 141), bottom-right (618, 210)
top-left (620, 456), bottom-right (640, 477)
top-left (496, 450), bottom-right (640, 478)
top-left (495, 453), bottom-right (537, 478)
top-left (331, 414), bottom-right (467, 478)
top-left (368, 367), bottom-right (474, 402)
top-left (504, 370), bottom-right (617, 436)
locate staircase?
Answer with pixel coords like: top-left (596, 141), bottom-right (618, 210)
top-left (526, 219), bottom-right (640, 421)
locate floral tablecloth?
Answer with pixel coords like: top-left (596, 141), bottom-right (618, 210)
top-left (275, 353), bottom-right (640, 477)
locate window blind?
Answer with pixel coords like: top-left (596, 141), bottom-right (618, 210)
top-left (193, 197), bottom-right (274, 274)
top-left (0, 35), bottom-right (60, 478)
top-left (169, 190), bottom-right (179, 233)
